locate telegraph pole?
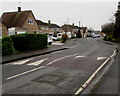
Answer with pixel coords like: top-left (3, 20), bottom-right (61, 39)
top-left (79, 21), bottom-right (80, 28)
top-left (67, 18), bottom-right (69, 32)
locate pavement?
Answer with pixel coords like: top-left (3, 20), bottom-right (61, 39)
top-left (2, 39), bottom-right (77, 64)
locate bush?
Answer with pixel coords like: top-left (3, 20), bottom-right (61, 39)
top-left (10, 33), bottom-right (47, 52)
top-left (2, 36), bottom-right (15, 55)
top-left (104, 35), bottom-right (113, 41)
top-left (76, 29), bottom-right (82, 38)
top-left (62, 33), bottom-right (68, 43)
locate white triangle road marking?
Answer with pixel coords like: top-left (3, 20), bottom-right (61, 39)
top-left (11, 58), bottom-right (34, 65)
top-left (27, 58), bottom-right (48, 66)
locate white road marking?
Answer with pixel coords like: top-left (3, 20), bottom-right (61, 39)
top-left (52, 43), bottom-right (64, 45)
top-left (6, 66), bottom-right (45, 80)
top-left (97, 57), bottom-right (107, 60)
top-left (74, 57), bottom-right (110, 95)
top-left (27, 58), bottom-right (48, 66)
top-left (46, 54), bottom-right (78, 66)
top-left (75, 56), bottom-right (86, 58)
top-left (6, 53), bottom-right (78, 80)
top-left (10, 58), bottom-right (34, 65)
top-left (74, 49), bottom-right (118, 95)
top-left (73, 53), bottom-right (79, 56)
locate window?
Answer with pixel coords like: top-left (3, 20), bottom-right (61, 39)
top-left (42, 27), bottom-right (44, 30)
top-left (34, 31), bottom-right (38, 34)
top-left (28, 18), bottom-right (34, 24)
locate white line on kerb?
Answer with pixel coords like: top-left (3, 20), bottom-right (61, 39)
top-left (6, 66), bottom-right (45, 80)
top-left (74, 49), bottom-right (117, 95)
top-left (74, 58), bottom-right (110, 95)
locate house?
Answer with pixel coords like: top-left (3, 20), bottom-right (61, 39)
top-left (61, 23), bottom-right (79, 37)
top-left (36, 20), bottom-right (64, 36)
top-left (1, 7), bottom-right (40, 37)
top-left (61, 24), bottom-right (88, 38)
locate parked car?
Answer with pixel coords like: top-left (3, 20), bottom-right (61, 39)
top-left (93, 34), bottom-right (101, 38)
top-left (52, 36), bottom-right (58, 41)
top-left (86, 34), bottom-right (93, 37)
top-left (47, 35), bottom-right (53, 45)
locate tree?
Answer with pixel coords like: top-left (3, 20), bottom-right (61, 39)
top-left (113, 1), bottom-right (120, 39)
top-left (76, 29), bottom-right (82, 38)
top-left (101, 22), bottom-right (115, 35)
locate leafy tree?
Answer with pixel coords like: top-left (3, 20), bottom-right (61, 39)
top-left (113, 1), bottom-right (120, 39)
top-left (101, 22), bottom-right (115, 35)
top-left (77, 29), bottom-right (82, 38)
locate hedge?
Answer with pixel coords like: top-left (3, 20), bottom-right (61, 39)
top-left (2, 36), bottom-right (15, 55)
top-left (10, 33), bottom-right (47, 52)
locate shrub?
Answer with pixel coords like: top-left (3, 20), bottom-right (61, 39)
top-left (62, 33), bottom-right (68, 43)
top-left (2, 36), bottom-right (15, 55)
top-left (10, 33), bottom-right (47, 52)
top-left (104, 35), bottom-right (113, 41)
top-left (76, 29), bottom-right (82, 38)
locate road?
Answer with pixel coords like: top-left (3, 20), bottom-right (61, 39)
top-left (2, 38), bottom-right (117, 95)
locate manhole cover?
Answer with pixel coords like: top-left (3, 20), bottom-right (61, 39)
top-left (32, 74), bottom-right (66, 85)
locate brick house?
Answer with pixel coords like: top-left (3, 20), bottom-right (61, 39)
top-left (1, 7), bottom-right (40, 37)
top-left (61, 24), bottom-right (79, 37)
top-left (61, 24), bottom-right (88, 37)
top-left (36, 20), bottom-right (64, 36)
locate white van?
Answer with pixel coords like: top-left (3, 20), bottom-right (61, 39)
top-left (66, 32), bottom-right (72, 38)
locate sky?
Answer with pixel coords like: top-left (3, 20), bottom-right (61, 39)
top-left (0, 0), bottom-right (119, 30)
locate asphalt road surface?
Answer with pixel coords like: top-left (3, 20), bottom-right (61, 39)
top-left (2, 38), bottom-right (117, 95)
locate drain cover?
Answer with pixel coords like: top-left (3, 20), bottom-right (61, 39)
top-left (32, 74), bottom-right (66, 85)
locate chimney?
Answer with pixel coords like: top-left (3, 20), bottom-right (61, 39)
top-left (18, 7), bottom-right (21, 12)
top-left (72, 23), bottom-right (74, 26)
top-left (48, 20), bottom-right (51, 24)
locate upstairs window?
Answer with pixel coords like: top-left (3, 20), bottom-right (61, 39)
top-left (28, 18), bottom-right (34, 24)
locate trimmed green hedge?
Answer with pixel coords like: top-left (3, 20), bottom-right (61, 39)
top-left (2, 36), bottom-right (15, 55)
top-left (10, 33), bottom-right (47, 52)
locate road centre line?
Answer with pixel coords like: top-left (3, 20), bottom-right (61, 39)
top-left (6, 66), bottom-right (45, 80)
top-left (6, 53), bottom-right (79, 80)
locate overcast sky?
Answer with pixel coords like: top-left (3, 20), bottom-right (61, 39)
top-left (0, 0), bottom-right (119, 30)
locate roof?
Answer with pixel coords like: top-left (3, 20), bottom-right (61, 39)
top-left (81, 27), bottom-right (87, 31)
top-left (49, 23), bottom-right (60, 28)
top-left (36, 20), bottom-right (60, 28)
top-left (36, 20), bottom-right (48, 26)
top-left (1, 10), bottom-right (32, 28)
top-left (61, 24), bottom-right (79, 29)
